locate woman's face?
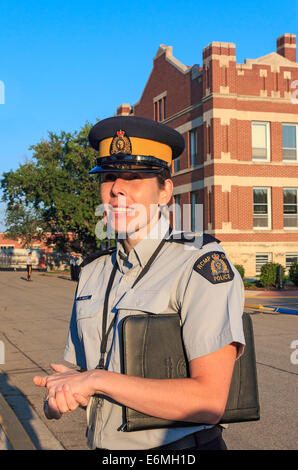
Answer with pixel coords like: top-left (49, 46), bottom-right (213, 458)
top-left (100, 172), bottom-right (173, 239)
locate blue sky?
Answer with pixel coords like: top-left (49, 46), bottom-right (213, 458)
top-left (0, 0), bottom-right (297, 229)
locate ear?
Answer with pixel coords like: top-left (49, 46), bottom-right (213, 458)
top-left (158, 178), bottom-right (173, 206)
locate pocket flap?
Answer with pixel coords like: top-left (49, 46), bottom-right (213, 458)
top-left (116, 289), bottom-right (169, 314)
top-left (76, 295), bottom-right (104, 320)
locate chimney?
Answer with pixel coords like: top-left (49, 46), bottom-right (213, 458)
top-left (116, 103), bottom-right (132, 116)
top-left (277, 34), bottom-right (296, 62)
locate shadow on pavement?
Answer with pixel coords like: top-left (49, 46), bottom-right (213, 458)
top-left (0, 372), bottom-right (40, 449)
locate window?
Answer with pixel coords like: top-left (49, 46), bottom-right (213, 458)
top-left (256, 253), bottom-right (272, 275)
top-left (191, 192), bottom-right (203, 233)
top-left (173, 157), bottom-right (180, 173)
top-left (252, 122), bottom-right (270, 161)
top-left (191, 192), bottom-right (197, 231)
top-left (282, 124), bottom-right (298, 161)
top-left (0, 245), bottom-right (14, 252)
top-left (154, 95), bottom-right (166, 122)
top-left (189, 129), bottom-right (197, 166)
top-left (253, 188), bottom-right (271, 229)
top-left (283, 188), bottom-right (298, 228)
top-left (286, 253), bottom-right (298, 271)
top-left (173, 195), bottom-right (181, 231)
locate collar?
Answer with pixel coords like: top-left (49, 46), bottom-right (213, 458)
top-left (116, 214), bottom-right (170, 271)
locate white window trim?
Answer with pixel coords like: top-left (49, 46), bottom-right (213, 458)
top-left (153, 92), bottom-right (167, 122)
top-left (286, 253), bottom-right (298, 267)
top-left (253, 187), bottom-right (272, 230)
top-left (282, 123), bottom-right (298, 162)
top-left (283, 187), bottom-right (298, 230)
top-left (153, 91), bottom-right (167, 103)
top-left (255, 252), bottom-right (272, 275)
top-left (252, 121), bottom-right (271, 162)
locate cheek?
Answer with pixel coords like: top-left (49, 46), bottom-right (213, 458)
top-left (100, 184), bottom-right (111, 204)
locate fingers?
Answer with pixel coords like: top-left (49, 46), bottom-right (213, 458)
top-left (33, 363), bottom-right (70, 388)
top-left (55, 385), bottom-right (79, 413)
top-left (44, 397), bottom-right (62, 420)
top-left (49, 363), bottom-right (71, 374)
top-left (73, 393), bottom-right (90, 407)
top-left (33, 375), bottom-right (47, 387)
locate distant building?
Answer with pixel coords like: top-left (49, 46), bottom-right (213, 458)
top-left (117, 33), bottom-right (298, 277)
top-left (0, 232), bottom-right (52, 252)
top-left (0, 232), bottom-right (53, 269)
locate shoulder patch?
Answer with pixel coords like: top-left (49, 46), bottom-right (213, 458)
top-left (193, 251), bottom-right (234, 284)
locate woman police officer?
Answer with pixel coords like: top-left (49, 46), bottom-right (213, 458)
top-left (33, 116), bottom-right (245, 450)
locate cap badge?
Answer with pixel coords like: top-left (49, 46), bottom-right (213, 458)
top-left (110, 129), bottom-right (132, 156)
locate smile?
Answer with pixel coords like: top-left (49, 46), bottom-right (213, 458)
top-left (111, 207), bottom-right (135, 215)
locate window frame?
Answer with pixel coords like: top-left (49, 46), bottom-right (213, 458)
top-left (286, 253), bottom-right (298, 268)
top-left (251, 121), bottom-right (271, 162)
top-left (282, 123), bottom-right (298, 162)
top-left (283, 187), bottom-right (298, 229)
top-left (253, 187), bottom-right (272, 230)
top-left (173, 157), bottom-right (180, 173)
top-left (255, 252), bottom-right (272, 275)
top-left (189, 129), bottom-right (198, 167)
top-left (153, 92), bottom-right (167, 122)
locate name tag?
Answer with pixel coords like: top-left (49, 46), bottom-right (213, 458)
top-left (76, 295), bottom-right (92, 301)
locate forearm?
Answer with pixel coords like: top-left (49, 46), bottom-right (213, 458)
top-left (90, 370), bottom-right (223, 425)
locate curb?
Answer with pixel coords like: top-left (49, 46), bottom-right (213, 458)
top-left (0, 392), bottom-right (35, 450)
top-left (0, 379), bottom-right (65, 451)
top-left (244, 303), bottom-right (298, 315)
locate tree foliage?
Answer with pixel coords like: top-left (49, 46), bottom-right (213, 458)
top-left (1, 122), bottom-right (105, 254)
top-left (259, 262), bottom-right (285, 288)
top-left (4, 203), bottom-right (45, 249)
top-left (289, 262), bottom-right (298, 286)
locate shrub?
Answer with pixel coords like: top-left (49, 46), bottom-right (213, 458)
top-left (289, 262), bottom-right (298, 286)
top-left (234, 264), bottom-right (245, 279)
top-left (259, 263), bottom-right (285, 288)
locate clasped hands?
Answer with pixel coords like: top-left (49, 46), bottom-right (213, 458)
top-left (33, 364), bottom-right (97, 419)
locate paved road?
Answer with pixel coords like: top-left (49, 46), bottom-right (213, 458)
top-left (0, 271), bottom-right (297, 450)
top-left (245, 290), bottom-right (298, 311)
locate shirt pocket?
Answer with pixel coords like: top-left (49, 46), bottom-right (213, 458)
top-left (115, 289), bottom-right (170, 314)
top-left (76, 295), bottom-right (104, 320)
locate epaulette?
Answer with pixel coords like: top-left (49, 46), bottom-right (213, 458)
top-left (166, 232), bottom-right (221, 246)
top-left (80, 247), bottom-right (116, 269)
top-left (202, 234), bottom-right (221, 246)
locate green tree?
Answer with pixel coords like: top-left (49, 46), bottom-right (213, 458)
top-left (1, 122), bottom-right (107, 254)
top-left (259, 262), bottom-right (285, 288)
top-left (4, 203), bottom-right (45, 249)
top-left (289, 262), bottom-right (298, 286)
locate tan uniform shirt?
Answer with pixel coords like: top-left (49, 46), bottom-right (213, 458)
top-left (64, 216), bottom-right (245, 450)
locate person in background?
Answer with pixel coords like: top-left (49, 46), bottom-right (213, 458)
top-left (26, 251), bottom-right (33, 281)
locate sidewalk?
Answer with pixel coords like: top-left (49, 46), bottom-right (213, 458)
top-left (0, 271), bottom-right (89, 450)
top-left (245, 289), bottom-right (298, 297)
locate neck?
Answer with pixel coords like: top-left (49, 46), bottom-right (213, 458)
top-left (121, 210), bottom-right (162, 254)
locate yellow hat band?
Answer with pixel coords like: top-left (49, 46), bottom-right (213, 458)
top-left (99, 137), bottom-right (172, 164)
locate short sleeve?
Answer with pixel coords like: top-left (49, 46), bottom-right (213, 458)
top-left (63, 301), bottom-right (87, 369)
top-left (180, 253), bottom-right (245, 362)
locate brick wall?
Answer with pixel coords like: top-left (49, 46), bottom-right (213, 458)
top-left (118, 34), bottom-right (298, 275)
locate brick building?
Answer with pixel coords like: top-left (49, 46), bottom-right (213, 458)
top-left (117, 33), bottom-right (298, 277)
